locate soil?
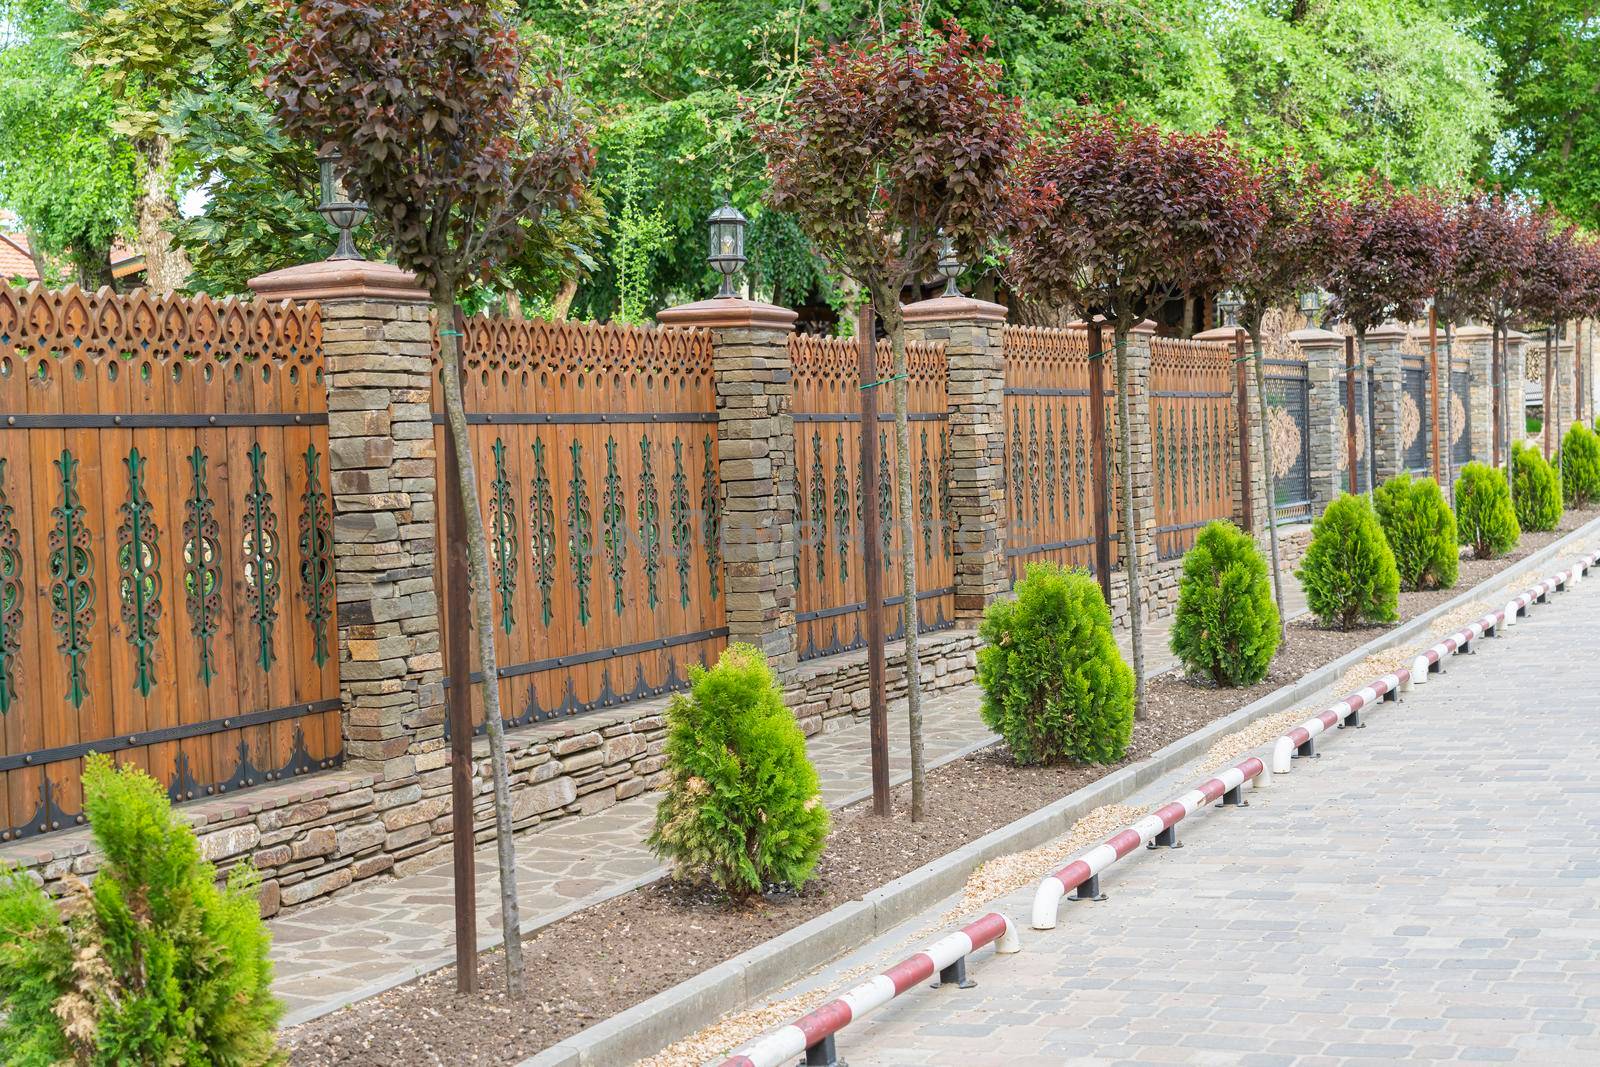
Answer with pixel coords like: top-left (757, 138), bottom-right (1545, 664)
top-left (283, 509), bottom-right (1599, 1066)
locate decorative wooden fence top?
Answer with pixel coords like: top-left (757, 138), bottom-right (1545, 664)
top-left (435, 314), bottom-right (727, 730)
top-left (790, 333), bottom-right (954, 660)
top-left (0, 285), bottom-right (340, 843)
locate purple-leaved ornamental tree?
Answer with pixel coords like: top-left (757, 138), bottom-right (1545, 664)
top-left (1006, 113), bottom-right (1265, 715)
top-left (1222, 158), bottom-right (1340, 636)
top-left (266, 0), bottom-right (594, 994)
top-left (1453, 194), bottom-right (1541, 485)
top-left (753, 21), bottom-right (1023, 820)
top-left (1322, 178), bottom-right (1454, 494)
top-left (1520, 218), bottom-right (1586, 462)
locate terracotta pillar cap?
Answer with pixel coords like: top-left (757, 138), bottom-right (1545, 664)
top-left (1285, 326), bottom-right (1346, 345)
top-left (901, 295), bottom-right (1008, 324)
top-left (655, 296), bottom-right (797, 331)
top-left (248, 259), bottom-right (430, 303)
top-left (1192, 326), bottom-right (1244, 342)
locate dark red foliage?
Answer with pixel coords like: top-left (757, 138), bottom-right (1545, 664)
top-left (263, 0), bottom-right (593, 296)
top-left (1005, 112), bottom-right (1266, 327)
top-left (1438, 188), bottom-right (1538, 327)
top-left (1322, 177), bottom-right (1454, 335)
top-left (752, 21), bottom-right (1024, 305)
top-left (1519, 216), bottom-right (1588, 325)
top-left (1224, 159), bottom-right (1340, 333)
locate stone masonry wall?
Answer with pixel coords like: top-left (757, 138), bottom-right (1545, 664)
top-left (5, 627), bottom-right (982, 917)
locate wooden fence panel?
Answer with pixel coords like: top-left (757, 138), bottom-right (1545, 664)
top-left (438, 317), bottom-right (727, 731)
top-left (790, 334), bottom-right (954, 661)
top-left (1150, 336), bottom-right (1237, 557)
top-left (0, 286), bottom-right (339, 843)
top-left (1001, 326), bottom-right (1120, 579)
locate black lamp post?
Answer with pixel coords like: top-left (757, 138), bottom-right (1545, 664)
top-left (937, 233), bottom-right (962, 298)
top-left (707, 201), bottom-right (747, 298)
top-left (1216, 289), bottom-right (1244, 328)
top-left (317, 146), bottom-right (368, 262)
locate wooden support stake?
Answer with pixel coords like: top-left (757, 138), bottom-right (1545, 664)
top-left (1345, 335), bottom-right (1359, 495)
top-left (857, 305), bottom-right (890, 819)
top-left (1234, 329), bottom-right (1253, 532)
top-left (1088, 319), bottom-right (1113, 605)
top-left (444, 308), bottom-right (478, 995)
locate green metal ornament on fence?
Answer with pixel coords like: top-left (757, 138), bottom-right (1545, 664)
top-left (182, 448), bottom-right (222, 687)
top-left (242, 443), bottom-right (281, 674)
top-left (49, 449), bottom-right (95, 709)
top-left (298, 444), bottom-right (335, 669)
top-left (116, 447), bottom-right (162, 698)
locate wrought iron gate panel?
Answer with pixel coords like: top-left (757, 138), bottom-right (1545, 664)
top-left (1264, 358), bottom-right (1312, 522)
top-left (1450, 363), bottom-right (1473, 475)
top-left (1402, 359), bottom-right (1431, 476)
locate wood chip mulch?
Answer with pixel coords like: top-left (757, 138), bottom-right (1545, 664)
top-left (284, 509), bottom-right (1598, 1066)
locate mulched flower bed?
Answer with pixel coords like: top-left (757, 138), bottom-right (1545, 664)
top-left (283, 508), bottom-right (1598, 1066)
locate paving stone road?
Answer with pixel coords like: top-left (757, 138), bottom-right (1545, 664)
top-left (790, 566), bottom-right (1600, 1066)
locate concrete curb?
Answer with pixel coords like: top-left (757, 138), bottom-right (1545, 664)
top-left (518, 515), bottom-right (1600, 1067)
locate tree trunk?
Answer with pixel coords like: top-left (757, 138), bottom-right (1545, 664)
top-left (132, 135), bottom-right (192, 294)
top-left (1443, 320), bottom-right (1455, 505)
top-left (1113, 324), bottom-right (1145, 717)
top-left (1249, 329), bottom-right (1286, 640)
top-left (1544, 328), bottom-right (1554, 459)
top-left (875, 295), bottom-right (925, 821)
top-left (70, 240), bottom-right (117, 293)
top-left (1358, 329), bottom-right (1376, 495)
top-left (436, 295), bottom-right (525, 996)
top-left (551, 277), bottom-right (579, 321)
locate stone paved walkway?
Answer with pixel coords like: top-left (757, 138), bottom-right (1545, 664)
top-left (791, 562), bottom-right (1600, 1066)
top-left (272, 574), bottom-right (1307, 1026)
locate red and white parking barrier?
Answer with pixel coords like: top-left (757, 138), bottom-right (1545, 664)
top-left (1269, 667), bottom-right (1411, 774)
top-left (1281, 554), bottom-right (1600, 767)
top-left (719, 912), bottom-right (1020, 1067)
top-left (1029, 757), bottom-right (1264, 931)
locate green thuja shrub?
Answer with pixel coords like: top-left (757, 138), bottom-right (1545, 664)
top-left (649, 644), bottom-right (828, 897)
top-left (0, 755), bottom-right (282, 1066)
top-left (1296, 493), bottom-right (1400, 630)
top-left (1373, 474), bottom-right (1459, 592)
top-left (976, 563), bottom-right (1135, 765)
top-left (1169, 521), bottom-right (1280, 687)
top-left (1559, 423), bottom-right (1600, 507)
top-left (1455, 461), bottom-right (1520, 559)
top-left (1511, 442), bottom-right (1563, 532)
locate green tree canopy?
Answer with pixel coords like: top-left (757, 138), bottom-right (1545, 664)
top-left (0, 0), bottom-right (136, 287)
top-left (1460, 0), bottom-right (1600, 226)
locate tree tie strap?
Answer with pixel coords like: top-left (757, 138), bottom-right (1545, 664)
top-left (859, 372), bottom-right (908, 390)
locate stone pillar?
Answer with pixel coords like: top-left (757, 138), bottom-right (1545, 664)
top-left (1300, 327), bottom-right (1348, 512)
top-left (249, 260), bottom-right (442, 785)
top-left (1123, 322), bottom-right (1159, 612)
top-left (657, 296), bottom-right (799, 673)
top-left (903, 296), bottom-right (1008, 621)
top-left (1555, 326), bottom-right (1577, 446)
top-left (1364, 323), bottom-right (1407, 484)
top-left (1460, 324), bottom-right (1495, 466)
top-left (1506, 329), bottom-right (1530, 459)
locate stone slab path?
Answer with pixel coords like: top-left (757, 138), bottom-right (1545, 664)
top-left (781, 563), bottom-right (1600, 1066)
top-left (271, 574), bottom-right (1308, 1026)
